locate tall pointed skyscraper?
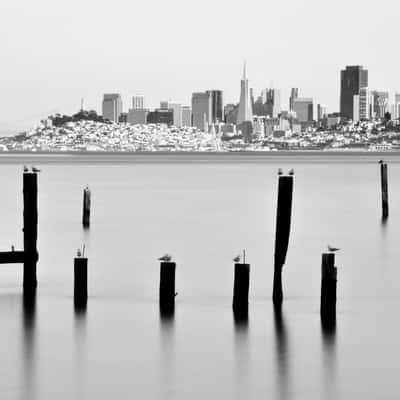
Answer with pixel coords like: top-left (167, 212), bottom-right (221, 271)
top-left (237, 63), bottom-right (253, 125)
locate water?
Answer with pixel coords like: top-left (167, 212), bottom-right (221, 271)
top-left (0, 154), bottom-right (400, 399)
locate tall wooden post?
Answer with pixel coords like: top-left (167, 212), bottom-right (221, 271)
top-left (82, 186), bottom-right (91, 228)
top-left (233, 263), bottom-right (250, 318)
top-left (380, 162), bottom-right (388, 220)
top-left (273, 175), bottom-right (294, 305)
top-left (74, 257), bottom-right (88, 308)
top-left (23, 172), bottom-right (38, 294)
top-left (320, 253), bottom-right (337, 324)
top-left (159, 262), bottom-right (176, 313)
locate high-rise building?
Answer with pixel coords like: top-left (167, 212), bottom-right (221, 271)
top-left (192, 92), bottom-right (211, 131)
top-left (182, 106), bottom-right (192, 127)
top-left (317, 104), bottom-right (327, 121)
top-left (147, 109), bottom-right (174, 125)
top-left (237, 63), bottom-right (253, 125)
top-left (160, 101), bottom-right (170, 109)
top-left (102, 94), bottom-right (123, 122)
top-left (353, 95), bottom-right (360, 123)
top-left (264, 89), bottom-right (281, 118)
top-left (359, 87), bottom-right (370, 120)
top-left (290, 88), bottom-right (299, 112)
top-left (394, 93), bottom-right (400, 120)
top-left (293, 98), bottom-right (314, 123)
top-left (371, 91), bottom-right (389, 119)
top-left (340, 66), bottom-right (368, 120)
top-left (132, 95), bottom-right (145, 110)
top-left (168, 102), bottom-right (182, 127)
top-left (127, 109), bottom-right (148, 125)
top-left (206, 90), bottom-right (224, 123)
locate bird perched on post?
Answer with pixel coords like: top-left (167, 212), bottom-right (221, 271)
top-left (233, 254), bottom-right (241, 263)
top-left (77, 248), bottom-right (82, 257)
top-left (23, 165), bottom-right (29, 173)
top-left (327, 245), bottom-right (340, 253)
top-left (288, 168), bottom-right (294, 176)
top-left (278, 168), bottom-right (283, 176)
top-left (158, 254), bottom-right (172, 262)
top-left (31, 166), bottom-right (41, 173)
top-left (378, 159), bottom-right (384, 165)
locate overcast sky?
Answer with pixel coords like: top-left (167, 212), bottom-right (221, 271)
top-left (1, 0), bottom-right (399, 133)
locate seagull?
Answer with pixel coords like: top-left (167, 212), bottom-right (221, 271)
top-left (288, 168), bottom-right (294, 176)
top-left (233, 255), bottom-right (241, 263)
top-left (77, 248), bottom-right (82, 257)
top-left (378, 159), bottom-right (384, 164)
top-left (327, 245), bottom-right (340, 253)
top-left (31, 166), bottom-right (41, 173)
top-left (23, 165), bottom-right (29, 173)
top-left (158, 254), bottom-right (172, 262)
top-left (278, 168), bottom-right (283, 176)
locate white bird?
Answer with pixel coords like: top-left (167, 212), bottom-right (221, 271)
top-left (328, 245), bottom-right (340, 253)
top-left (278, 168), bottom-right (283, 176)
top-left (233, 255), bottom-right (241, 263)
top-left (31, 166), bottom-right (41, 173)
top-left (158, 254), bottom-right (172, 262)
top-left (23, 165), bottom-right (29, 173)
top-left (288, 168), bottom-right (294, 176)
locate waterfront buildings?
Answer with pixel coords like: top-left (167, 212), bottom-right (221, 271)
top-left (317, 104), bottom-right (327, 122)
top-left (293, 98), bottom-right (313, 123)
top-left (192, 92), bottom-right (211, 131)
top-left (237, 63), bottom-right (253, 125)
top-left (132, 95), bottom-right (145, 109)
top-left (102, 94), bottom-right (123, 123)
top-left (340, 66), bottom-right (368, 120)
top-left (371, 91), bottom-right (389, 119)
top-left (147, 109), bottom-right (174, 125)
top-left (290, 88), bottom-right (299, 112)
top-left (168, 102), bottom-right (183, 127)
top-left (359, 87), bottom-right (370, 121)
top-left (264, 88), bottom-right (281, 118)
top-left (127, 109), bottom-right (148, 125)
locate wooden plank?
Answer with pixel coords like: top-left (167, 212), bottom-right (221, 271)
top-left (0, 251), bottom-right (25, 264)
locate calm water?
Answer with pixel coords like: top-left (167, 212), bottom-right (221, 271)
top-left (1, 154), bottom-right (400, 399)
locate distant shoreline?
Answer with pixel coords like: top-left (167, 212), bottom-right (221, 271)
top-left (0, 150), bottom-right (399, 164)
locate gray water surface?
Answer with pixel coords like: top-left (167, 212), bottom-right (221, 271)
top-left (0, 155), bottom-right (399, 399)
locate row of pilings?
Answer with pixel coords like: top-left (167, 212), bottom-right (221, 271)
top-left (0, 162), bottom-right (390, 325)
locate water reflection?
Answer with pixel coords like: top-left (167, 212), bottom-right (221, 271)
top-left (321, 316), bottom-right (337, 400)
top-left (159, 306), bottom-right (175, 396)
top-left (233, 309), bottom-right (250, 399)
top-left (74, 305), bottom-right (88, 398)
top-left (273, 304), bottom-right (290, 400)
top-left (21, 291), bottom-right (37, 400)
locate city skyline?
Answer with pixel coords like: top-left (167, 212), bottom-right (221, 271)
top-left (1, 0), bottom-right (400, 134)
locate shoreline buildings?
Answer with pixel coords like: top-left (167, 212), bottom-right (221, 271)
top-left (102, 94), bottom-right (123, 123)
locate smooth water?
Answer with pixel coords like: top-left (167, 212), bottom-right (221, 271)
top-left (0, 154), bottom-right (400, 399)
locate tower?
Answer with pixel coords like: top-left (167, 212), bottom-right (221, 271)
top-left (237, 63), bottom-right (253, 125)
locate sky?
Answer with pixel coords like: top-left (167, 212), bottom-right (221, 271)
top-left (0, 0), bottom-right (399, 134)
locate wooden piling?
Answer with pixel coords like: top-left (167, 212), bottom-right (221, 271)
top-left (82, 186), bottom-right (91, 228)
top-left (74, 257), bottom-right (88, 308)
top-left (159, 262), bottom-right (176, 312)
top-left (380, 162), bottom-right (388, 220)
top-left (273, 175), bottom-right (294, 305)
top-left (320, 253), bottom-right (337, 323)
top-left (233, 263), bottom-right (250, 317)
top-left (23, 172), bottom-right (38, 294)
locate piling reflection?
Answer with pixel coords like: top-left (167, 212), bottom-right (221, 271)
top-left (233, 308), bottom-right (250, 399)
top-left (321, 316), bottom-right (337, 400)
top-left (21, 291), bottom-right (37, 400)
top-left (74, 304), bottom-right (88, 398)
top-left (159, 305), bottom-right (175, 392)
top-left (273, 303), bottom-right (290, 400)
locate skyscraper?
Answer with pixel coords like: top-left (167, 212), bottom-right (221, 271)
top-left (192, 92), bottom-right (211, 131)
top-left (293, 98), bottom-right (313, 123)
top-left (132, 95), bottom-right (145, 110)
top-left (371, 91), bottom-right (389, 119)
top-left (102, 94), bottom-right (123, 122)
top-left (182, 106), bottom-right (192, 127)
top-left (359, 87), bottom-right (370, 120)
top-left (340, 66), bottom-right (368, 120)
top-left (237, 63), bottom-right (253, 125)
top-left (289, 88), bottom-right (299, 112)
top-left (206, 90), bottom-right (224, 123)
top-left (168, 102), bottom-right (182, 127)
top-left (265, 88), bottom-right (281, 118)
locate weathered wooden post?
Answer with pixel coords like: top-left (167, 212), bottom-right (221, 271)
top-left (380, 161), bottom-right (388, 220)
top-left (82, 186), bottom-right (91, 228)
top-left (273, 173), bottom-right (294, 305)
top-left (320, 253), bottom-right (337, 324)
top-left (233, 261), bottom-right (250, 318)
top-left (23, 172), bottom-right (38, 295)
top-left (159, 262), bottom-right (176, 313)
top-left (74, 255), bottom-right (88, 308)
